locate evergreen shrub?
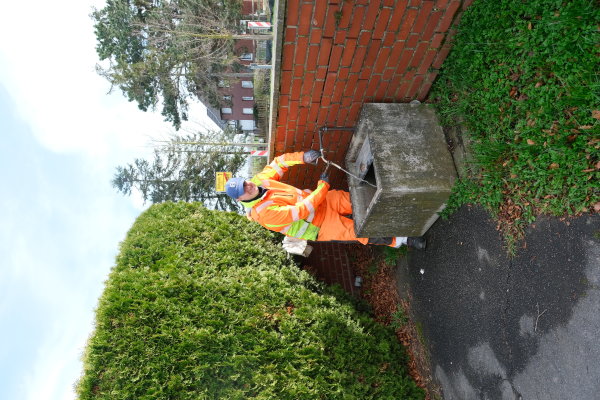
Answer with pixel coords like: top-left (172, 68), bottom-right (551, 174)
top-left (76, 202), bottom-right (423, 399)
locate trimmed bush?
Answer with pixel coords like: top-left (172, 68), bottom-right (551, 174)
top-left (76, 202), bottom-right (423, 399)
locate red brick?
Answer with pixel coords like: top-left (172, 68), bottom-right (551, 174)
top-left (321, 95), bottom-right (331, 107)
top-left (327, 104), bottom-right (340, 124)
top-left (423, 10), bottom-right (442, 41)
top-left (426, 70), bottom-right (439, 83)
top-left (289, 100), bottom-right (299, 120)
top-left (431, 32), bottom-right (445, 48)
top-left (291, 78), bottom-right (303, 99)
top-left (294, 36), bottom-right (309, 67)
top-left (358, 31), bottom-right (371, 46)
top-left (328, 45), bottom-right (344, 70)
top-left (383, 67), bottom-right (395, 81)
top-left (297, 107), bottom-right (309, 126)
top-left (285, 27), bottom-right (297, 43)
top-left (359, 67), bottom-right (373, 80)
top-left (341, 96), bottom-right (353, 108)
top-left (286, 0), bottom-right (300, 26)
top-left (373, 7), bottom-right (392, 39)
top-left (349, 47), bottom-right (367, 73)
top-left (463, 0), bottom-right (474, 10)
top-left (396, 80), bottom-right (412, 99)
top-left (306, 45), bottom-right (319, 71)
top-left (365, 75), bottom-right (382, 97)
top-left (432, 45), bottom-right (451, 69)
top-left (281, 71), bottom-right (292, 94)
top-left (436, 0), bottom-right (449, 8)
top-left (323, 6), bottom-right (338, 37)
top-left (417, 49), bottom-right (437, 74)
top-left (312, 81), bottom-right (325, 103)
top-left (338, 4), bottom-right (352, 29)
top-left (337, 107), bottom-right (349, 123)
top-left (341, 39), bottom-right (357, 67)
top-left (407, 75), bottom-right (424, 98)
top-left (334, 30), bottom-right (346, 45)
top-left (410, 0), bottom-right (422, 5)
top-left (332, 83), bottom-right (345, 103)
top-left (385, 76), bottom-right (402, 98)
top-left (347, 73), bottom-right (360, 93)
top-left (398, 8), bottom-right (418, 40)
top-left (396, 49), bottom-right (413, 73)
top-left (279, 94), bottom-right (289, 107)
top-left (316, 66), bottom-right (328, 80)
top-left (406, 33), bottom-right (420, 48)
top-left (278, 107), bottom-right (288, 125)
top-left (348, 102), bottom-right (363, 122)
top-left (300, 95), bottom-right (311, 107)
top-left (437, 1), bottom-right (460, 33)
top-left (364, 39), bottom-right (382, 65)
top-left (310, 28), bottom-right (323, 44)
top-left (318, 107), bottom-right (329, 124)
top-left (317, 38), bottom-right (333, 66)
top-left (388, 0), bottom-right (408, 31)
top-left (323, 72), bottom-right (338, 96)
top-left (353, 79), bottom-right (368, 101)
top-left (348, 6), bottom-right (366, 38)
top-left (413, 1), bottom-right (434, 32)
top-left (417, 81), bottom-right (433, 101)
top-left (275, 141), bottom-right (285, 152)
top-left (383, 31), bottom-right (396, 47)
top-left (314, 0), bottom-right (328, 26)
top-left (298, 3), bottom-right (314, 35)
top-left (308, 104), bottom-right (320, 121)
top-left (375, 47), bottom-right (391, 73)
top-left (301, 72), bottom-right (316, 95)
top-left (410, 42), bottom-right (429, 68)
top-left (276, 126), bottom-right (286, 141)
top-left (282, 43), bottom-right (295, 70)
top-left (383, 0), bottom-right (395, 5)
top-left (387, 41), bottom-right (405, 68)
top-left (294, 64), bottom-right (304, 77)
top-left (363, 0), bottom-right (381, 31)
top-left (338, 67), bottom-right (350, 80)
top-left (375, 81), bottom-right (388, 100)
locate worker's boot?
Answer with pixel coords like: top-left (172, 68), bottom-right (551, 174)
top-left (407, 237), bottom-right (426, 250)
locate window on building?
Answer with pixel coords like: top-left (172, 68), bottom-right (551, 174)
top-left (242, 108), bottom-right (253, 115)
top-left (223, 95), bottom-right (232, 101)
top-left (242, 96), bottom-right (254, 101)
top-left (239, 53), bottom-right (253, 61)
top-left (221, 107), bottom-right (232, 114)
top-left (241, 81), bottom-right (253, 88)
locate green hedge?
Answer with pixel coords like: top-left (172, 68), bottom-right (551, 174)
top-left (77, 202), bottom-right (423, 399)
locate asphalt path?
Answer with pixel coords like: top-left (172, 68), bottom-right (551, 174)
top-left (406, 205), bottom-right (600, 400)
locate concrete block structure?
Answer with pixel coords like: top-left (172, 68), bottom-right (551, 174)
top-left (345, 103), bottom-right (456, 237)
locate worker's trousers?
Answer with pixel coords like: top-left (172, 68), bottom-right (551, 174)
top-left (316, 190), bottom-right (402, 247)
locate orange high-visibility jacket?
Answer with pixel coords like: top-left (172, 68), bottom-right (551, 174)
top-left (241, 151), bottom-right (330, 240)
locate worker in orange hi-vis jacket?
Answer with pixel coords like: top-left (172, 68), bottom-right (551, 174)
top-left (225, 150), bottom-right (426, 249)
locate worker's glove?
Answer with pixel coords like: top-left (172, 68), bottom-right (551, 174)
top-left (303, 149), bottom-right (321, 165)
top-left (319, 172), bottom-right (330, 183)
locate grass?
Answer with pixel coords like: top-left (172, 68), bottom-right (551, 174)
top-left (430, 0), bottom-right (599, 250)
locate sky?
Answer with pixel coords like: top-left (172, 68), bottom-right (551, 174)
top-left (0, 1), bottom-right (218, 399)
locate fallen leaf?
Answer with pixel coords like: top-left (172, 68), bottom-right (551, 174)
top-left (567, 134), bottom-right (578, 142)
top-left (579, 125), bottom-right (593, 130)
top-left (527, 139), bottom-right (536, 145)
top-left (593, 110), bottom-right (600, 119)
top-left (535, 81), bottom-right (543, 88)
top-left (582, 168), bottom-right (594, 172)
top-left (596, 160), bottom-right (600, 169)
top-left (510, 173), bottom-right (518, 179)
top-left (549, 163), bottom-right (559, 169)
top-left (595, 202), bottom-right (600, 212)
top-left (528, 22), bottom-right (532, 30)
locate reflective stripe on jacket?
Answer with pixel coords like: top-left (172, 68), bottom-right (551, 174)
top-left (241, 152), bottom-right (330, 241)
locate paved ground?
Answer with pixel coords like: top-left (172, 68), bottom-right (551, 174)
top-left (404, 205), bottom-right (600, 400)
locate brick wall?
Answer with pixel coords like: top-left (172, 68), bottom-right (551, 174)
top-left (273, 0), bottom-right (472, 292)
